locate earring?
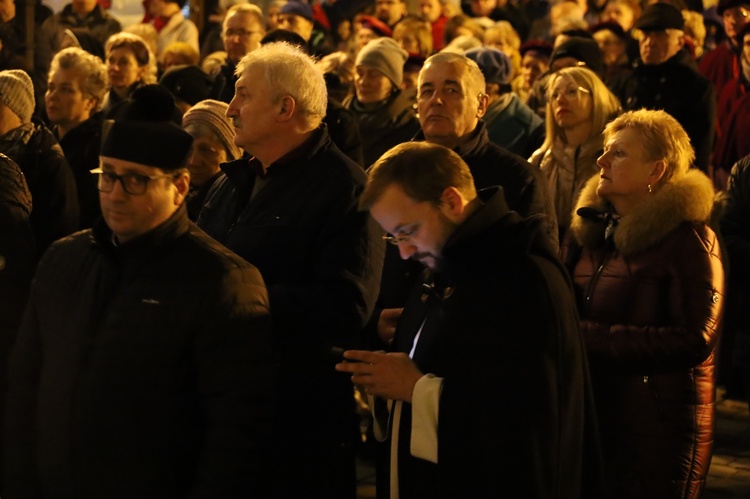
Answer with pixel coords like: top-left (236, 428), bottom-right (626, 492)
top-left (647, 184), bottom-right (652, 193)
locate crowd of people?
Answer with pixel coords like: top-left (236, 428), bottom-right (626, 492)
top-left (0, 0), bottom-right (748, 497)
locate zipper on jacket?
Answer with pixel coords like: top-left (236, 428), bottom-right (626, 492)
top-left (583, 249), bottom-right (611, 316)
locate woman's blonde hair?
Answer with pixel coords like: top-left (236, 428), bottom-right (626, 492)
top-left (602, 109), bottom-right (694, 184)
top-left (541, 66), bottom-right (621, 151)
top-left (484, 21), bottom-right (521, 75)
top-left (393, 16), bottom-right (434, 57)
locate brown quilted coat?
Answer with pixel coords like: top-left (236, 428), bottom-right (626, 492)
top-left (569, 170), bottom-right (724, 499)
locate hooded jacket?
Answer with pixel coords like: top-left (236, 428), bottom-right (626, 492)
top-left (570, 169), bottom-right (723, 498)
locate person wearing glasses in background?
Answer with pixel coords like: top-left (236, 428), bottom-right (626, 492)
top-left (529, 66), bottom-right (621, 242)
top-left (3, 84), bottom-right (276, 498)
top-left (215, 3), bottom-right (265, 104)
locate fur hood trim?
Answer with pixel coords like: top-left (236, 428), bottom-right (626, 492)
top-left (570, 169), bottom-right (715, 256)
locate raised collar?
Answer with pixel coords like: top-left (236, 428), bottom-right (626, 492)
top-left (222, 124), bottom-right (330, 185)
top-left (92, 203), bottom-right (191, 259)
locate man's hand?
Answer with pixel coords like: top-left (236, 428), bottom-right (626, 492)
top-left (377, 308), bottom-right (403, 345)
top-left (335, 350), bottom-right (423, 403)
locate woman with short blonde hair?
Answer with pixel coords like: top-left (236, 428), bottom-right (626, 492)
top-left (569, 109), bottom-right (721, 498)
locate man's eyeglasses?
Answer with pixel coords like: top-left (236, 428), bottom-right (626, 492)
top-left (382, 224), bottom-right (420, 245)
top-left (91, 168), bottom-right (176, 195)
top-left (223, 29), bottom-right (262, 38)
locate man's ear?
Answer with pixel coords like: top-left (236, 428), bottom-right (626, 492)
top-left (440, 186), bottom-right (466, 218)
top-left (278, 95), bottom-right (296, 122)
top-left (476, 92), bottom-right (490, 118)
top-left (173, 171), bottom-right (190, 206)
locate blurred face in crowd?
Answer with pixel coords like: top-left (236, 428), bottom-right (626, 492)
top-left (46, 67), bottom-right (97, 132)
top-left (0, 0), bottom-right (15, 23)
top-left (99, 158), bottom-right (187, 244)
top-left (396, 31), bottom-right (421, 54)
top-left (638, 29), bottom-right (684, 65)
top-left (420, 0), bottom-right (443, 23)
top-left (223, 12), bottom-right (265, 64)
top-left (227, 66), bottom-right (278, 153)
top-left (484, 32), bottom-right (514, 56)
top-left (71, 0), bottom-right (97, 15)
top-left (520, 51), bottom-right (549, 88)
top-left (184, 126), bottom-right (227, 187)
top-left (266, 4), bottom-right (281, 30)
top-left (278, 13), bottom-right (314, 42)
top-left (594, 29), bottom-right (627, 65)
top-left (596, 127), bottom-right (662, 214)
top-left (549, 74), bottom-right (592, 133)
top-left (375, 0), bottom-right (406, 26)
top-left (370, 184), bottom-right (459, 270)
top-left (471, 0), bottom-right (498, 17)
top-left (744, 31), bottom-right (750, 60)
top-left (602, 1), bottom-right (636, 31)
top-left (107, 47), bottom-right (147, 94)
top-left (356, 26), bottom-right (380, 51)
top-left (723, 5), bottom-right (750, 40)
top-left (417, 61), bottom-right (487, 148)
top-left (355, 65), bottom-right (394, 104)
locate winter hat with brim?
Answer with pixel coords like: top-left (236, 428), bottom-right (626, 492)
top-left (356, 37), bottom-right (409, 88)
top-left (634, 2), bottom-right (685, 31)
top-left (0, 70), bottom-right (34, 124)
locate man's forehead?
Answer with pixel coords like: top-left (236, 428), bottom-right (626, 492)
top-left (420, 62), bottom-right (466, 85)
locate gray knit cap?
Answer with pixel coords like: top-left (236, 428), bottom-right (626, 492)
top-left (356, 38), bottom-right (409, 87)
top-left (0, 70), bottom-right (35, 124)
top-left (182, 99), bottom-right (242, 161)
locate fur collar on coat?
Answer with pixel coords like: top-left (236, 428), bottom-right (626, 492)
top-left (570, 168), bottom-right (715, 256)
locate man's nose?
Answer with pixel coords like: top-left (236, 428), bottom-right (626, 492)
top-left (398, 242), bottom-right (416, 260)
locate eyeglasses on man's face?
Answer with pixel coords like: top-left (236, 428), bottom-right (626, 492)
top-left (382, 223), bottom-right (421, 246)
top-left (91, 168), bottom-right (176, 195)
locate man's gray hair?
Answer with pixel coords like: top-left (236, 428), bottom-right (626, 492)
top-left (235, 42), bottom-right (327, 132)
top-left (419, 51), bottom-right (486, 98)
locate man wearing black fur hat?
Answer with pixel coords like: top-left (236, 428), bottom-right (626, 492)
top-left (3, 85), bottom-right (276, 498)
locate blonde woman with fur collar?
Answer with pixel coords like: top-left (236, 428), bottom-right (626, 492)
top-left (569, 109), bottom-right (724, 499)
top-left (529, 66), bottom-right (621, 240)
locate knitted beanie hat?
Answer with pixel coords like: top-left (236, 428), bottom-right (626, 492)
top-left (356, 37), bottom-right (409, 87)
top-left (182, 99), bottom-right (242, 160)
top-left (0, 70), bottom-right (35, 123)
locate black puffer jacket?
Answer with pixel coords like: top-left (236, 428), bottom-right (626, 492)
top-left (570, 170), bottom-right (723, 498)
top-left (0, 153), bottom-right (34, 357)
top-left (4, 205), bottom-right (275, 498)
top-left (0, 121), bottom-right (80, 255)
